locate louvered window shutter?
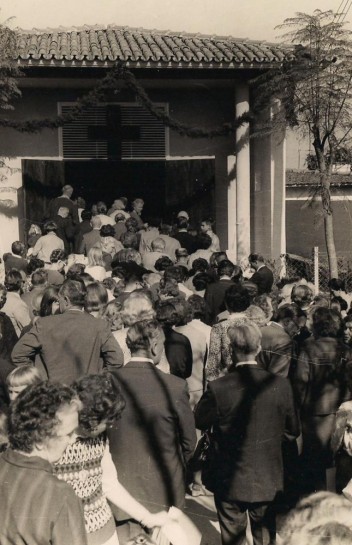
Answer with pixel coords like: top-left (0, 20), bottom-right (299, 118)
top-left (59, 103), bottom-right (167, 159)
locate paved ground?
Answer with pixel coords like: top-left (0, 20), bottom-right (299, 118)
top-left (184, 493), bottom-right (221, 545)
top-left (184, 494), bottom-right (289, 545)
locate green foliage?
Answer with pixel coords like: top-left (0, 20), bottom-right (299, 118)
top-left (0, 20), bottom-right (22, 110)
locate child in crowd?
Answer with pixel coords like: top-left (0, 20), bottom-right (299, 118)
top-left (0, 365), bottom-right (42, 452)
top-left (6, 365), bottom-right (42, 402)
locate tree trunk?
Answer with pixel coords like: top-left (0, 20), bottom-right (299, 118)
top-left (320, 171), bottom-right (338, 279)
top-left (314, 144), bottom-right (339, 279)
top-left (323, 212), bottom-right (338, 279)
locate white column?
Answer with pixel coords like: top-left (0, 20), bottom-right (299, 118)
top-left (280, 136), bottom-right (287, 256)
top-left (227, 154), bottom-right (237, 261)
top-left (0, 157), bottom-right (22, 253)
top-left (235, 83), bottom-right (250, 261)
top-left (270, 101), bottom-right (287, 259)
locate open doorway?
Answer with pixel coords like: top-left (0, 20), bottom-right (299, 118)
top-left (21, 158), bottom-right (215, 241)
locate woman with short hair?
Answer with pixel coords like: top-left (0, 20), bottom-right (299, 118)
top-left (205, 284), bottom-right (251, 381)
top-left (27, 223), bottom-right (42, 249)
top-left (39, 285), bottom-right (60, 317)
top-left (85, 282), bottom-right (109, 318)
top-left (31, 220), bottom-right (64, 263)
top-left (2, 270), bottom-right (31, 337)
top-left (100, 225), bottom-right (123, 258)
top-left (0, 382), bottom-right (86, 545)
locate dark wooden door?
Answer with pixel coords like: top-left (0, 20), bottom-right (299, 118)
top-left (165, 158), bottom-right (215, 226)
top-left (21, 159), bottom-right (65, 242)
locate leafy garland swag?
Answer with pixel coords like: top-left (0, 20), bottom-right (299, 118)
top-left (0, 62), bottom-right (253, 137)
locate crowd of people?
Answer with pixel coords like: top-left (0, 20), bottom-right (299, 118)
top-left (1, 184), bottom-right (352, 544)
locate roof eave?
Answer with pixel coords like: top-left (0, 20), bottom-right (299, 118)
top-left (17, 58), bottom-right (280, 70)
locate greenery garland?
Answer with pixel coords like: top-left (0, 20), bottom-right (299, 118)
top-left (0, 67), bottom-right (116, 132)
top-left (0, 62), bottom-right (253, 136)
top-left (115, 63), bottom-right (254, 137)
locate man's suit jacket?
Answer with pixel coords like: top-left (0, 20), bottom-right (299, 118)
top-left (257, 322), bottom-right (293, 377)
top-left (173, 231), bottom-right (197, 254)
top-left (204, 278), bottom-right (234, 323)
top-left (11, 309), bottom-right (123, 384)
top-left (74, 221), bottom-right (93, 253)
top-left (250, 265), bottom-right (274, 295)
top-left (108, 360), bottom-right (197, 514)
top-left (79, 229), bottom-right (101, 255)
top-left (0, 312), bottom-right (18, 362)
top-left (195, 365), bottom-right (299, 502)
top-left (48, 196), bottom-right (79, 225)
top-left (3, 254), bottom-right (28, 274)
top-left (21, 286), bottom-right (45, 321)
top-left (53, 214), bottom-right (76, 253)
top-left (163, 327), bottom-right (193, 379)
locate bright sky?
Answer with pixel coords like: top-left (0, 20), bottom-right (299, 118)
top-left (1, 0), bottom-right (349, 41)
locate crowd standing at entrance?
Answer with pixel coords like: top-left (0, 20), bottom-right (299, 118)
top-left (2, 186), bottom-right (352, 544)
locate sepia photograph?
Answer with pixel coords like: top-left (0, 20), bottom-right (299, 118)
top-left (0, 1), bottom-right (352, 544)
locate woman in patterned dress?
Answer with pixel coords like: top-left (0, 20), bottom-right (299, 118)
top-left (53, 374), bottom-right (168, 545)
top-left (205, 285), bottom-right (251, 381)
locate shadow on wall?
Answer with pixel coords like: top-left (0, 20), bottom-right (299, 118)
top-left (0, 200), bottom-right (18, 219)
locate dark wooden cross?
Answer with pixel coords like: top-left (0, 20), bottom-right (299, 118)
top-left (87, 105), bottom-right (141, 160)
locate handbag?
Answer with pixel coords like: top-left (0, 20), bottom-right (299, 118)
top-left (189, 430), bottom-right (213, 472)
top-left (189, 429), bottom-right (217, 491)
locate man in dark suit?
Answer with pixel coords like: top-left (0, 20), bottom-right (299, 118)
top-left (195, 322), bottom-right (299, 545)
top-left (52, 206), bottom-right (77, 255)
top-left (11, 279), bottom-right (123, 383)
top-left (257, 304), bottom-right (305, 378)
top-left (204, 260), bottom-right (237, 323)
top-left (108, 320), bottom-right (196, 543)
top-left (3, 241), bottom-right (27, 275)
top-left (78, 215), bottom-right (102, 255)
top-left (74, 209), bottom-right (93, 252)
top-left (48, 184), bottom-right (79, 225)
top-left (248, 253), bottom-right (274, 295)
top-left (173, 216), bottom-right (197, 255)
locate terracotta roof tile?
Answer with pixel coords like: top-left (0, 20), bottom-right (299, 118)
top-left (16, 25), bottom-right (288, 67)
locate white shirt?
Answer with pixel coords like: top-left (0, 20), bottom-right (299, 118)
top-left (32, 232), bottom-right (64, 263)
top-left (84, 265), bottom-right (107, 282)
top-left (96, 214), bottom-right (114, 227)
